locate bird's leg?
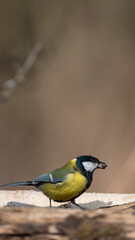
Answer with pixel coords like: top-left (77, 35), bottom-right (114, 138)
top-left (49, 198), bottom-right (52, 208)
top-left (71, 199), bottom-right (85, 210)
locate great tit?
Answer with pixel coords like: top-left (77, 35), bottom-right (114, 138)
top-left (0, 155), bottom-right (107, 208)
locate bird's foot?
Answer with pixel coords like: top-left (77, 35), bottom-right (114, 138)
top-left (71, 200), bottom-right (86, 210)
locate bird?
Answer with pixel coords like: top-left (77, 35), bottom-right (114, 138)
top-left (0, 155), bottom-right (107, 208)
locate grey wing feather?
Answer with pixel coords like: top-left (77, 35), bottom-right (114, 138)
top-left (32, 173), bottom-right (64, 184)
top-left (32, 173), bottom-right (52, 184)
top-left (0, 173), bottom-right (64, 188)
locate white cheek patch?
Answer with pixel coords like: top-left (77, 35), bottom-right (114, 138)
top-left (82, 162), bottom-right (98, 172)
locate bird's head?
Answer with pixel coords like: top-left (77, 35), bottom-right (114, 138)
top-left (76, 155), bottom-right (107, 173)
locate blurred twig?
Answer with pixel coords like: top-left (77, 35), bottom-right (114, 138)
top-left (0, 42), bottom-right (43, 101)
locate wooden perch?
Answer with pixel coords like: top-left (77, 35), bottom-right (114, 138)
top-left (0, 192), bottom-right (135, 239)
top-left (1, 191), bottom-right (135, 208)
top-left (0, 205), bottom-right (135, 239)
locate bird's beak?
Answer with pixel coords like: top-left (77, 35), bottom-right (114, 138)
top-left (97, 161), bottom-right (107, 169)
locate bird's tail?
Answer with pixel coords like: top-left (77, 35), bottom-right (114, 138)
top-left (0, 181), bottom-right (33, 188)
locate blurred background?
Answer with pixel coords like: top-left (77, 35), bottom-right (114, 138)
top-left (0, 0), bottom-right (135, 193)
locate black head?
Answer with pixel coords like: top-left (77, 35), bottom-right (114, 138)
top-left (76, 155), bottom-right (107, 174)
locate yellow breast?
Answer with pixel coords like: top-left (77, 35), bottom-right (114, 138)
top-left (41, 171), bottom-right (88, 202)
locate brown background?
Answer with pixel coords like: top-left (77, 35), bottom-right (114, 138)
top-left (0, 0), bottom-right (135, 193)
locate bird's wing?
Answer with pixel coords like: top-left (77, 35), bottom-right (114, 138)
top-left (32, 172), bottom-right (65, 184)
top-left (33, 164), bottom-right (75, 185)
top-left (0, 172), bottom-right (65, 188)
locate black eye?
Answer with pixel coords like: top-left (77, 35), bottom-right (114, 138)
top-left (91, 158), bottom-right (96, 163)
